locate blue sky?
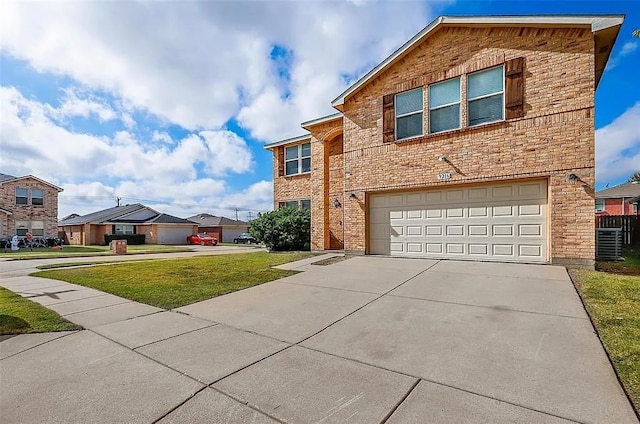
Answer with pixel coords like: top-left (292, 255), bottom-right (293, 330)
top-left (1, 0), bottom-right (638, 220)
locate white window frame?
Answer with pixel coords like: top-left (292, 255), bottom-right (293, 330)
top-left (395, 88), bottom-right (424, 141)
top-left (114, 224), bottom-right (135, 235)
top-left (633, 202), bottom-right (638, 214)
top-left (428, 77), bottom-right (461, 134)
top-left (467, 65), bottom-right (505, 127)
top-left (285, 143), bottom-right (311, 176)
top-left (31, 189), bottom-right (44, 206)
top-left (595, 199), bottom-right (605, 213)
top-left (15, 187), bottom-right (28, 205)
top-left (31, 221), bottom-right (44, 237)
top-left (15, 220), bottom-right (29, 236)
top-left (284, 200), bottom-right (299, 209)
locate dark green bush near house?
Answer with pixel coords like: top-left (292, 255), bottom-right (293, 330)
top-left (250, 207), bottom-right (310, 251)
top-left (104, 234), bottom-right (146, 245)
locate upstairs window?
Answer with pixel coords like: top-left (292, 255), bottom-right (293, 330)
top-left (285, 201), bottom-right (299, 208)
top-left (31, 189), bottom-right (44, 206)
top-left (395, 88), bottom-right (423, 140)
top-left (16, 188), bottom-right (28, 205)
top-left (285, 143), bottom-right (311, 176)
top-left (595, 199), bottom-right (605, 213)
top-left (429, 77), bottom-right (460, 133)
top-left (468, 66), bottom-right (504, 126)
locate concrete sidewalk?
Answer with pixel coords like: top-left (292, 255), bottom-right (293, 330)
top-left (1, 256), bottom-right (638, 423)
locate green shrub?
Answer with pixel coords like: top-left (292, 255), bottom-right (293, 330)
top-left (104, 234), bottom-right (146, 245)
top-left (250, 207), bottom-right (310, 251)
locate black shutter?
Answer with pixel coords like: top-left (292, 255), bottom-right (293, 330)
top-left (505, 57), bottom-right (525, 119)
top-left (382, 94), bottom-right (395, 143)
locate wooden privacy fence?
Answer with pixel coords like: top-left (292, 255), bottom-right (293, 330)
top-left (596, 215), bottom-right (640, 246)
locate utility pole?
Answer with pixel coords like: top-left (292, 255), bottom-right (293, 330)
top-left (235, 208), bottom-right (239, 221)
top-left (247, 211), bottom-right (254, 221)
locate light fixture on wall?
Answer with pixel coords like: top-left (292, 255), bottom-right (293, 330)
top-left (568, 173), bottom-right (581, 185)
top-left (349, 193), bottom-right (357, 200)
top-left (333, 198), bottom-right (341, 208)
top-left (438, 155), bottom-right (450, 163)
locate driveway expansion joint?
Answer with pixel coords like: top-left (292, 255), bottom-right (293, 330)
top-left (386, 293), bottom-right (589, 321)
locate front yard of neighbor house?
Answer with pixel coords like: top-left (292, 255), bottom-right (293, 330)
top-left (0, 286), bottom-right (81, 335)
top-left (570, 247), bottom-right (640, 413)
top-left (32, 252), bottom-right (316, 310)
top-left (0, 244), bottom-right (191, 260)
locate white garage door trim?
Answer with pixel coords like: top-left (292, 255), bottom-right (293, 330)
top-left (157, 226), bottom-right (193, 245)
top-left (369, 180), bottom-right (548, 263)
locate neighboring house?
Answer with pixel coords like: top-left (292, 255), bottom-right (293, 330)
top-left (58, 203), bottom-right (197, 245)
top-left (595, 182), bottom-right (640, 216)
top-left (186, 213), bottom-right (250, 243)
top-left (0, 173), bottom-right (63, 239)
top-left (265, 15), bottom-right (624, 266)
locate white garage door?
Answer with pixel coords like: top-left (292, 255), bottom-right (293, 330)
top-left (157, 226), bottom-right (193, 245)
top-left (369, 180), bottom-right (548, 263)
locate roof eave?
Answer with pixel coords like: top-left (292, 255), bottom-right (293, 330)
top-left (300, 113), bottom-right (343, 130)
top-left (331, 14), bottom-right (624, 107)
top-left (264, 134), bottom-right (312, 150)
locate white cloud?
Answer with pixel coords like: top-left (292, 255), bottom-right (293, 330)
top-left (54, 88), bottom-right (118, 122)
top-left (595, 102), bottom-right (640, 184)
top-left (0, 1), bottom-right (445, 140)
top-left (0, 86), bottom-right (255, 182)
top-left (605, 40), bottom-right (638, 70)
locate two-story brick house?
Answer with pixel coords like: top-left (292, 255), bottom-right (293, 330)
top-left (0, 173), bottom-right (63, 239)
top-left (266, 15), bottom-right (623, 267)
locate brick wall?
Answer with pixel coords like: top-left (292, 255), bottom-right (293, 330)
top-left (0, 178), bottom-right (60, 238)
top-left (597, 198), bottom-right (638, 216)
top-left (273, 144), bottom-right (312, 206)
top-left (341, 26), bottom-right (595, 264)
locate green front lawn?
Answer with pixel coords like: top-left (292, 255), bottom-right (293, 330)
top-left (0, 244), bottom-right (191, 260)
top-left (570, 247), bottom-right (640, 413)
top-left (0, 287), bottom-right (81, 335)
top-left (33, 252), bottom-right (315, 309)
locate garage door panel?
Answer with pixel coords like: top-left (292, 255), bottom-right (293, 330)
top-left (369, 180), bottom-right (548, 263)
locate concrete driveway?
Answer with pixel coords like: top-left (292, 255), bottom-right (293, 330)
top-left (1, 256), bottom-right (638, 423)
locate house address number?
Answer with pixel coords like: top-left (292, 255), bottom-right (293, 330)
top-left (437, 173), bottom-right (451, 181)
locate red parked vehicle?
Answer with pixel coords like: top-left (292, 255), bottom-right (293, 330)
top-left (186, 233), bottom-right (218, 246)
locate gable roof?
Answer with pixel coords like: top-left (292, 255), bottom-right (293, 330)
top-left (0, 173), bottom-right (63, 191)
top-left (59, 204), bottom-right (195, 226)
top-left (149, 213), bottom-right (196, 225)
top-left (187, 213), bottom-right (248, 226)
top-left (331, 14), bottom-right (624, 109)
top-left (59, 204), bottom-right (151, 225)
top-left (0, 173), bottom-right (17, 183)
top-left (596, 182), bottom-right (640, 199)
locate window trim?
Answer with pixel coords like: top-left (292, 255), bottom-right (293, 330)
top-left (428, 77), bottom-right (462, 135)
top-left (279, 199), bottom-right (311, 210)
top-left (467, 65), bottom-right (505, 128)
top-left (31, 189), bottom-right (44, 206)
top-left (284, 143), bottom-right (311, 176)
top-left (114, 224), bottom-right (135, 235)
top-left (31, 221), bottom-right (45, 237)
top-left (15, 187), bottom-right (28, 205)
top-left (595, 199), bottom-right (605, 213)
top-left (394, 88), bottom-right (424, 141)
